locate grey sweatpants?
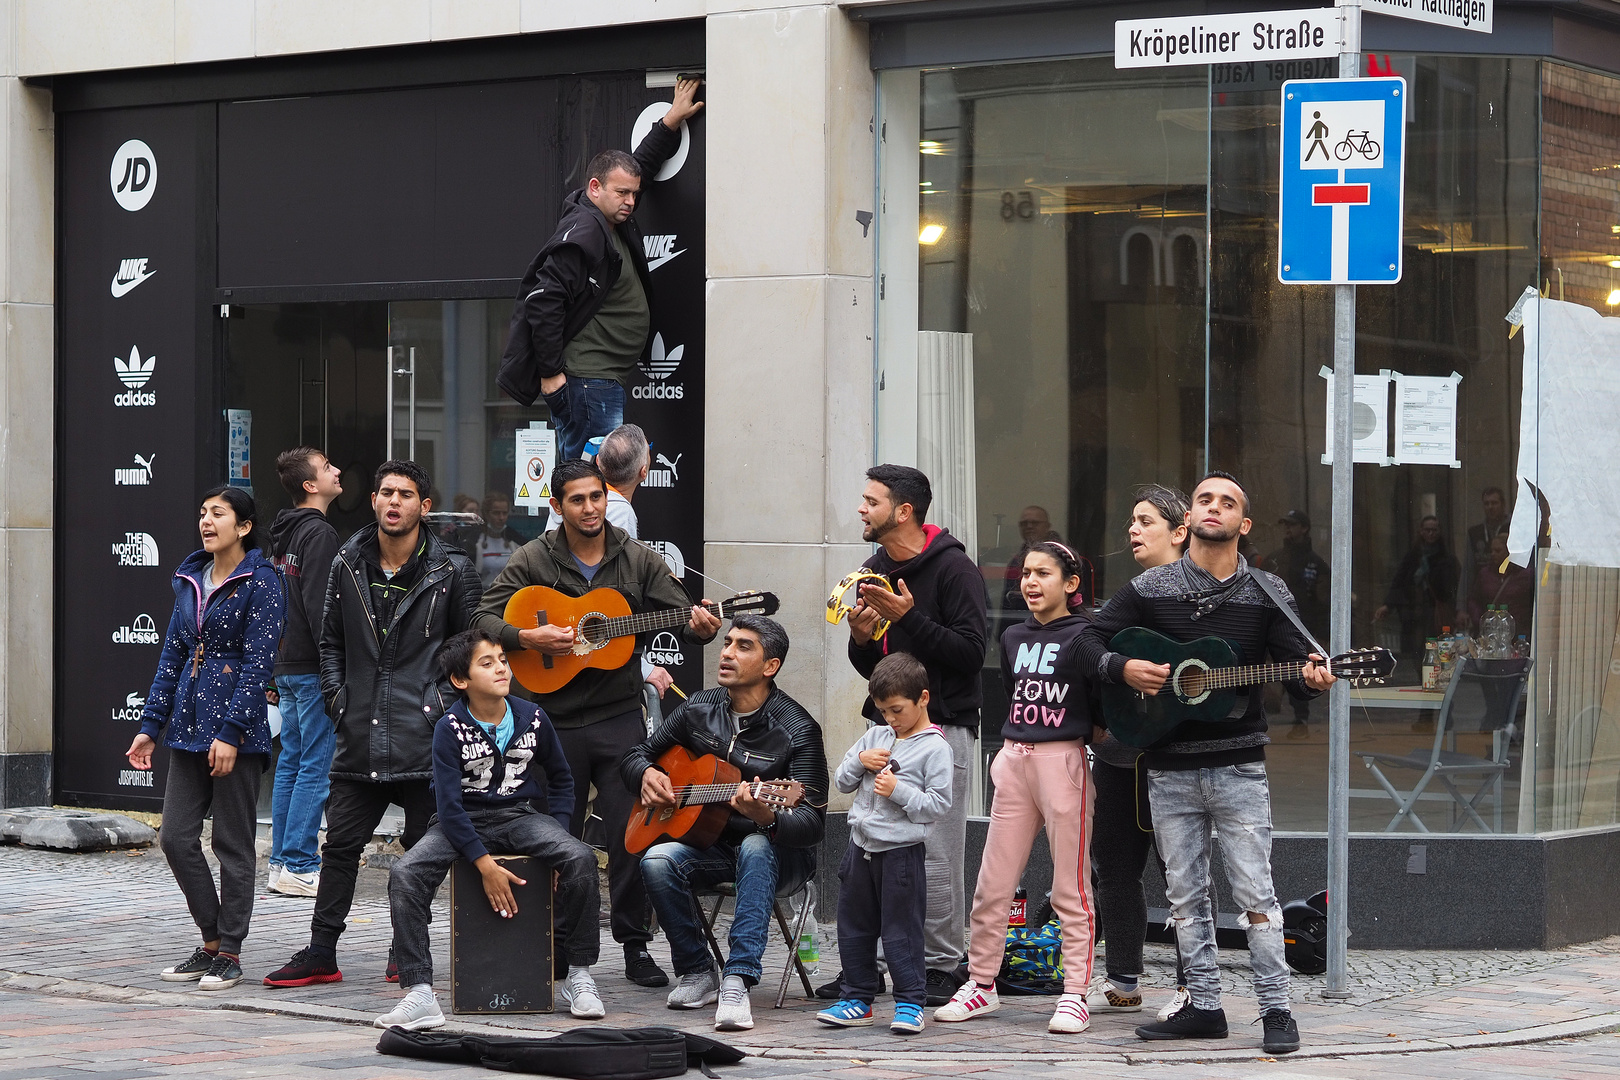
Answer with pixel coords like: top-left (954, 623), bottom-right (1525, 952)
top-left (923, 723), bottom-right (976, 969)
top-left (159, 747), bottom-right (266, 955)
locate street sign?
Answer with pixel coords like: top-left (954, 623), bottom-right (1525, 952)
top-left (1278, 77), bottom-right (1406, 285)
top-left (1115, 8), bottom-right (1341, 68)
top-left (1362, 0), bottom-right (1492, 34)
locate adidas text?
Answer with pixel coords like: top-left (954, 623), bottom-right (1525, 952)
top-left (114, 390), bottom-right (156, 407)
top-left (632, 383), bottom-right (684, 400)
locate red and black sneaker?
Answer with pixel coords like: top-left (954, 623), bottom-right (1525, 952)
top-left (385, 945), bottom-right (399, 983)
top-left (263, 947), bottom-right (343, 988)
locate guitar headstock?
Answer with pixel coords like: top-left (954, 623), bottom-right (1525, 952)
top-left (749, 778), bottom-right (806, 808)
top-left (719, 591), bottom-right (780, 618)
top-left (1330, 647), bottom-right (1398, 687)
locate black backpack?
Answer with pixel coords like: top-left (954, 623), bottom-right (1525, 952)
top-left (377, 1025), bottom-right (745, 1079)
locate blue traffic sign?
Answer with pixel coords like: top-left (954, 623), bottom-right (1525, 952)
top-left (1278, 77), bottom-right (1406, 285)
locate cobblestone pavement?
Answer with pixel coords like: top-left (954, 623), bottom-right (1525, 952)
top-left (4, 843), bottom-right (1620, 1076)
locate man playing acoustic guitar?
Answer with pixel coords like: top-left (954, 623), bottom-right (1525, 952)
top-left (620, 615), bottom-right (829, 1033)
top-left (474, 458), bottom-right (721, 989)
top-left (1081, 471), bottom-right (1334, 1056)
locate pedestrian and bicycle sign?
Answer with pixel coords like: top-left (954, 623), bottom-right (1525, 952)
top-left (1278, 77), bottom-right (1407, 285)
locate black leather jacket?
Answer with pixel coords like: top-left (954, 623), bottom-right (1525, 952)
top-left (320, 524), bottom-right (481, 783)
top-left (619, 684), bottom-right (829, 850)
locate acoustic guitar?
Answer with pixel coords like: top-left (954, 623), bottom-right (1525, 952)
top-left (624, 745), bottom-right (806, 854)
top-left (1100, 627), bottom-right (1396, 749)
top-left (502, 587), bottom-right (777, 695)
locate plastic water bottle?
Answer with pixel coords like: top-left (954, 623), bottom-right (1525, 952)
top-left (796, 882), bottom-right (821, 974)
top-left (1498, 607), bottom-right (1517, 652)
top-left (1513, 635), bottom-right (1529, 659)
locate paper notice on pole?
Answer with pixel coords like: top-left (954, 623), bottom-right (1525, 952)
top-left (1319, 368), bottom-right (1392, 465)
top-left (513, 426), bottom-right (556, 514)
top-left (226, 408), bottom-right (252, 491)
top-left (1392, 371), bottom-right (1462, 467)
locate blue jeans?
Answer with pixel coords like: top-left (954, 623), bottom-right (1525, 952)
top-left (1147, 762), bottom-right (1290, 1015)
top-left (640, 834), bottom-right (814, 986)
top-left (543, 376), bottom-right (625, 464)
top-left (270, 674), bottom-right (336, 875)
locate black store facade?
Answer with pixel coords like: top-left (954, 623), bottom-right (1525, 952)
top-left (52, 26), bottom-right (707, 813)
top-left (857, 0), bottom-right (1620, 948)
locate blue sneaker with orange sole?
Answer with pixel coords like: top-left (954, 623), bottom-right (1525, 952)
top-left (817, 999), bottom-right (875, 1027)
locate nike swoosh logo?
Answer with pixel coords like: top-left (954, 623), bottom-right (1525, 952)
top-left (646, 248), bottom-right (686, 272)
top-left (110, 268), bottom-right (156, 297)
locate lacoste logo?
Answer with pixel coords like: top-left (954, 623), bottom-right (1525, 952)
top-left (644, 234), bottom-right (685, 271)
top-left (110, 258), bottom-right (156, 297)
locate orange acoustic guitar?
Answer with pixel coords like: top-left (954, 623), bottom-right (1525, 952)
top-left (624, 745), bottom-right (806, 855)
top-left (502, 586), bottom-right (778, 695)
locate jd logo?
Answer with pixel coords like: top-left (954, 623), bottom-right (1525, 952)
top-left (646, 631), bottom-right (685, 667)
top-left (643, 234), bottom-right (686, 271)
top-left (110, 258), bottom-right (156, 298)
top-left (110, 139), bottom-right (157, 212)
top-left (114, 346), bottom-right (156, 406)
top-left (633, 333), bottom-right (685, 400)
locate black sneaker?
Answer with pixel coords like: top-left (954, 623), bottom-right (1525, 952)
top-left (197, 953), bottom-right (243, 991)
top-left (816, 970), bottom-right (885, 1000)
top-left (1134, 1001), bottom-right (1230, 1041)
top-left (624, 945), bottom-right (669, 988)
top-left (160, 946), bottom-right (217, 982)
top-left (1261, 1008), bottom-right (1301, 1054)
top-left (925, 967), bottom-right (966, 1007)
top-left (386, 945), bottom-right (398, 983)
top-left (263, 947), bottom-right (343, 988)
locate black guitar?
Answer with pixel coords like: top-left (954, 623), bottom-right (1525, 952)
top-left (1100, 627), bottom-right (1396, 748)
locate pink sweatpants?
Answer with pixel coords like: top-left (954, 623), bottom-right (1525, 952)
top-left (966, 738), bottom-right (1097, 994)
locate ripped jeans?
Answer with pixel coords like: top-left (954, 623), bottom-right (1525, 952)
top-left (1147, 762), bottom-right (1289, 1015)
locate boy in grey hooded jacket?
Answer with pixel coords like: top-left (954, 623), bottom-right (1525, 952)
top-left (822, 653), bottom-right (954, 1034)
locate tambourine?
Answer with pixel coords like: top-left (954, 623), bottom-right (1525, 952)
top-left (826, 570), bottom-right (894, 642)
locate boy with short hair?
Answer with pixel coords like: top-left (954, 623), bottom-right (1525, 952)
top-left (375, 629), bottom-right (606, 1031)
top-left (819, 652), bottom-right (954, 1035)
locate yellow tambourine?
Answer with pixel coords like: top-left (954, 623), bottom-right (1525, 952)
top-left (826, 570), bottom-right (894, 642)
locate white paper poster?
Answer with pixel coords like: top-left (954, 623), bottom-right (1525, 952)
top-left (226, 408), bottom-right (252, 490)
top-left (513, 425), bottom-right (556, 514)
top-left (1392, 371), bottom-right (1462, 468)
top-left (1319, 368), bottom-right (1391, 465)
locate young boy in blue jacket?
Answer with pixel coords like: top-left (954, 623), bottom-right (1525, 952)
top-left (376, 629), bottom-right (605, 1030)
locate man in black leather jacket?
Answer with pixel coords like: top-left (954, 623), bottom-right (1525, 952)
top-left (264, 460), bottom-right (481, 989)
top-left (620, 615), bottom-right (828, 1034)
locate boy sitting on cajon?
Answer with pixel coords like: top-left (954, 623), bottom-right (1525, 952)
top-left (376, 629), bottom-right (606, 1030)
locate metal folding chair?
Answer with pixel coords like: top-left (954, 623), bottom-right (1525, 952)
top-left (1357, 656), bottom-right (1530, 833)
top-left (691, 881), bottom-right (816, 1008)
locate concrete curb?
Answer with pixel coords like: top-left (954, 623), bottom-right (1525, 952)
top-left (3, 968), bottom-right (1617, 1063)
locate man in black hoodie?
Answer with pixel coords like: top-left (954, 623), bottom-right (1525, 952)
top-left (267, 447), bottom-right (343, 897)
top-left (497, 77), bottom-right (703, 463)
top-left (844, 465), bottom-right (988, 1004)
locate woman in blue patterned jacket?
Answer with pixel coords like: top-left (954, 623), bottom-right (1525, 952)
top-left (125, 484), bottom-right (285, 992)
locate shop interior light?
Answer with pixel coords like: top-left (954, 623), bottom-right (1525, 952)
top-left (1609, 259), bottom-right (1620, 268)
top-left (919, 141), bottom-right (948, 155)
top-left (918, 224), bottom-right (946, 245)
top-left (1608, 289), bottom-right (1620, 307)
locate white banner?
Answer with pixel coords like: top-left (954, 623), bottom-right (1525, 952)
top-left (1116, 9), bottom-right (1341, 69)
top-left (1363, 0), bottom-right (1492, 35)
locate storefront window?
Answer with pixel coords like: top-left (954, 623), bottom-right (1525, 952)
top-left (877, 53), bottom-right (1620, 833)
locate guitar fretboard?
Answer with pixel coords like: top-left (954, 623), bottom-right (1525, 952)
top-left (1204, 661), bottom-right (1316, 691)
top-left (587, 599), bottom-right (731, 643)
top-left (675, 783), bottom-right (756, 807)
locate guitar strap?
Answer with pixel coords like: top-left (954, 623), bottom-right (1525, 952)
top-left (1249, 568), bottom-right (1330, 660)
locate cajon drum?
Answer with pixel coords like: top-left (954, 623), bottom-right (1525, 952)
top-left (449, 854), bottom-right (554, 1014)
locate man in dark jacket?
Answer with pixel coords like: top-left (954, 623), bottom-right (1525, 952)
top-left (266, 447), bottom-right (344, 897)
top-left (264, 459), bottom-right (481, 989)
top-left (843, 464), bottom-right (987, 1004)
top-left (1262, 510), bottom-right (1329, 728)
top-left (622, 614), bottom-right (828, 1034)
top-left (475, 458), bottom-right (720, 989)
top-left (497, 77), bottom-right (703, 464)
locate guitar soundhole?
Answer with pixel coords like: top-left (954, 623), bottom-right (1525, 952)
top-left (577, 614), bottom-right (609, 647)
top-left (1179, 670), bottom-right (1207, 698)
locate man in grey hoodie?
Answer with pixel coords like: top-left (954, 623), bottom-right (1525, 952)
top-left (820, 652), bottom-right (954, 1035)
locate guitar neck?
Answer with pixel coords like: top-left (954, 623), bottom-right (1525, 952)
top-left (601, 599), bottom-right (724, 641)
top-left (675, 782), bottom-right (759, 808)
top-left (1206, 660), bottom-right (1314, 691)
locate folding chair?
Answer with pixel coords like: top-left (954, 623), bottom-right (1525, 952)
top-left (691, 881), bottom-right (816, 1008)
top-left (1357, 657), bottom-right (1530, 833)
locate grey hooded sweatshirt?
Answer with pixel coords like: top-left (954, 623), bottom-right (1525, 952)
top-left (834, 723), bottom-right (954, 852)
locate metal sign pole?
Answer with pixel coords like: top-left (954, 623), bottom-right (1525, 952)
top-left (1325, 0), bottom-right (1361, 1001)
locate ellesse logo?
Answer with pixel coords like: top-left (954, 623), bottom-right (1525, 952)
top-left (646, 631), bottom-right (685, 667)
top-left (114, 346), bottom-right (156, 406)
top-left (112, 613), bottom-right (161, 645)
top-left (633, 333), bottom-right (684, 401)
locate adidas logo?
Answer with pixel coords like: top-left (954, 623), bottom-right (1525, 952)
top-left (110, 257), bottom-right (156, 298)
top-left (114, 347), bottom-right (156, 406)
top-left (633, 333), bottom-right (684, 400)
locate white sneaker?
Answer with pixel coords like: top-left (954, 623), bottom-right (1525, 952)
top-left (1048, 993), bottom-right (1090, 1034)
top-left (713, 974), bottom-right (753, 1032)
top-left (274, 869), bottom-right (319, 897)
top-left (561, 967), bottom-right (606, 1020)
top-left (1088, 978), bottom-right (1143, 1012)
top-left (933, 980), bottom-right (1000, 1023)
top-left (267, 864), bottom-right (283, 891)
top-left (666, 966), bottom-right (720, 1010)
top-left (1157, 985), bottom-right (1191, 1022)
top-left (375, 985), bottom-right (445, 1030)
